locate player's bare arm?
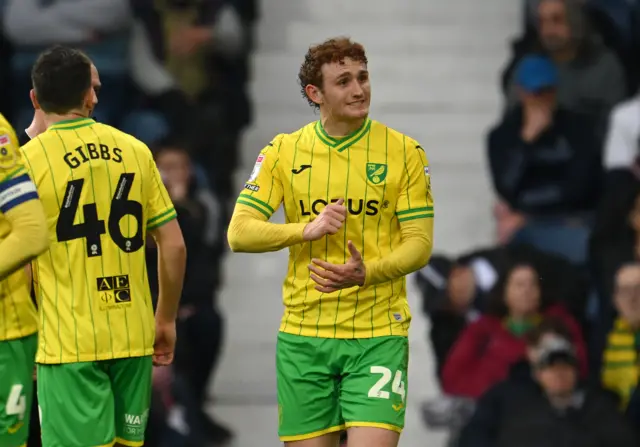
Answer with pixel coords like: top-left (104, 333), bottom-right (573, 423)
top-left (149, 218), bottom-right (186, 366)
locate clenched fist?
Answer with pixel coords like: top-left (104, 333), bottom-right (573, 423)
top-left (303, 198), bottom-right (347, 241)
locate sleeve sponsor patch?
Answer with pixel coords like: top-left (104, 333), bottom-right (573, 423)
top-left (0, 134), bottom-right (17, 170)
top-left (248, 154), bottom-right (265, 183)
top-left (0, 174), bottom-right (38, 213)
top-left (244, 183), bottom-right (260, 192)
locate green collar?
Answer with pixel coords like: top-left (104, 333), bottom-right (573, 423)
top-left (49, 117), bottom-right (95, 131)
top-left (314, 118), bottom-right (371, 152)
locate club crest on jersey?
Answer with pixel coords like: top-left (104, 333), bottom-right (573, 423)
top-left (0, 134), bottom-right (17, 170)
top-left (366, 163), bottom-right (387, 185)
top-left (248, 154), bottom-right (265, 183)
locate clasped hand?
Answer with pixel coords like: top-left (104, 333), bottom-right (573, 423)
top-left (302, 199), bottom-right (366, 293)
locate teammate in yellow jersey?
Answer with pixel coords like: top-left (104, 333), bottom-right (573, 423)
top-left (20, 45), bottom-right (187, 447)
top-left (228, 37), bottom-right (434, 447)
top-left (0, 113), bottom-right (49, 447)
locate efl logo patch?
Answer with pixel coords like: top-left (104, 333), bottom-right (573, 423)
top-left (424, 166), bottom-right (430, 175)
top-left (0, 134), bottom-right (16, 170)
top-left (248, 154), bottom-right (265, 182)
top-left (393, 313), bottom-right (403, 321)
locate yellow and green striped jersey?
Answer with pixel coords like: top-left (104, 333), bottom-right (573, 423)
top-left (0, 113), bottom-right (39, 341)
top-left (21, 118), bottom-right (176, 364)
top-left (238, 118), bottom-right (434, 338)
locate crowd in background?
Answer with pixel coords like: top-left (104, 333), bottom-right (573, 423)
top-left (3, 0), bottom-right (640, 446)
top-left (418, 0), bottom-right (640, 446)
top-left (0, 0), bottom-right (258, 445)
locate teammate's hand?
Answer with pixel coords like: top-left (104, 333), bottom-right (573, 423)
top-left (302, 198), bottom-right (347, 241)
top-left (308, 240), bottom-right (366, 292)
top-left (153, 319), bottom-right (176, 366)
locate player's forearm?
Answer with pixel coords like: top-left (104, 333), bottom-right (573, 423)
top-left (0, 200), bottom-right (49, 280)
top-left (227, 207), bottom-right (306, 253)
top-left (363, 218), bottom-right (433, 286)
top-left (155, 239), bottom-right (186, 322)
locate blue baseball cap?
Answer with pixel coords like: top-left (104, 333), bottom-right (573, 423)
top-left (515, 55), bottom-right (558, 92)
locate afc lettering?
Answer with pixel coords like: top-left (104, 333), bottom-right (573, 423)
top-left (300, 198), bottom-right (380, 217)
top-left (97, 275), bottom-right (132, 310)
top-left (63, 143), bottom-right (123, 169)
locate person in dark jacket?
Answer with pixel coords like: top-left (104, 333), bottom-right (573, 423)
top-left (147, 143), bottom-right (231, 445)
top-left (488, 55), bottom-right (604, 264)
top-left (459, 320), bottom-right (635, 447)
top-left (489, 54), bottom-right (604, 218)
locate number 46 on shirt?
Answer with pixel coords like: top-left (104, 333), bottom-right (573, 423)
top-left (56, 173), bottom-right (144, 257)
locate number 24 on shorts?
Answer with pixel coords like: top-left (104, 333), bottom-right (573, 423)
top-left (368, 366), bottom-right (406, 402)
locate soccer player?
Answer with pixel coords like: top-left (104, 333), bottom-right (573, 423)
top-left (227, 37), bottom-right (434, 447)
top-left (0, 114), bottom-right (49, 447)
top-left (20, 46), bottom-right (187, 447)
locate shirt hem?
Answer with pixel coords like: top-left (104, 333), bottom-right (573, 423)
top-left (36, 348), bottom-right (154, 364)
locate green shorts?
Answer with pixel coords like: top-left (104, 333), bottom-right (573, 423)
top-left (276, 332), bottom-right (409, 442)
top-left (0, 333), bottom-right (37, 447)
top-left (37, 356), bottom-right (153, 447)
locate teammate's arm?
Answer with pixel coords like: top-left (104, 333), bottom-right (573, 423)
top-left (146, 157), bottom-right (186, 323)
top-left (0, 127), bottom-right (49, 280)
top-left (363, 142), bottom-right (434, 286)
top-left (149, 219), bottom-right (186, 323)
top-left (227, 137), bottom-right (305, 252)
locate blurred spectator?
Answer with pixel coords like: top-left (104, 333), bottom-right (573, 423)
top-left (488, 55), bottom-right (604, 264)
top-left (417, 244), bottom-right (588, 379)
top-left (502, 0), bottom-right (627, 117)
top-left (601, 263), bottom-right (640, 408)
top-left (458, 319), bottom-right (635, 447)
top-left (1, 0), bottom-right (133, 130)
top-left (130, 0), bottom-right (257, 204)
top-left (146, 143), bottom-right (231, 446)
top-left (441, 262), bottom-right (587, 399)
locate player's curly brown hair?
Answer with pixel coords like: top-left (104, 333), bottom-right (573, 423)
top-left (298, 37), bottom-right (368, 109)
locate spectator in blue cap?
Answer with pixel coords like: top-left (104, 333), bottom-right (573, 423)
top-left (516, 55), bottom-right (559, 92)
top-left (487, 54), bottom-right (605, 265)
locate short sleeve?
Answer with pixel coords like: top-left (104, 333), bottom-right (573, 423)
top-left (146, 155), bottom-right (177, 231)
top-left (395, 140), bottom-right (434, 222)
top-left (603, 101), bottom-right (639, 170)
top-left (0, 126), bottom-right (38, 213)
top-left (235, 135), bottom-right (285, 219)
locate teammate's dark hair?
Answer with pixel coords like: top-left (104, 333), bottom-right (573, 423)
top-left (298, 37), bottom-right (367, 109)
top-left (31, 46), bottom-right (92, 114)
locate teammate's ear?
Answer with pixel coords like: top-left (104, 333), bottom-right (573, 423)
top-left (29, 89), bottom-right (40, 110)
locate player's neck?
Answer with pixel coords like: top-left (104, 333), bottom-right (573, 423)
top-left (320, 115), bottom-right (366, 138)
top-left (44, 111), bottom-right (90, 129)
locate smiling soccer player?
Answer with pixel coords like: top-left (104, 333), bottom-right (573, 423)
top-left (228, 37), bottom-right (434, 447)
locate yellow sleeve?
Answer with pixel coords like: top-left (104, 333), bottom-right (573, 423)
top-left (363, 140), bottom-right (434, 286)
top-left (236, 135), bottom-right (285, 219)
top-left (227, 136), bottom-right (306, 252)
top-left (146, 152), bottom-right (178, 231)
top-left (395, 140), bottom-right (435, 222)
top-left (0, 126), bottom-right (49, 279)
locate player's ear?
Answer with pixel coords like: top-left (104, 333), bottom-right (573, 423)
top-left (29, 89), bottom-right (40, 110)
top-left (305, 84), bottom-right (323, 106)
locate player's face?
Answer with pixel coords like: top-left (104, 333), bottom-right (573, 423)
top-left (320, 58), bottom-right (370, 120)
top-left (87, 64), bottom-right (101, 117)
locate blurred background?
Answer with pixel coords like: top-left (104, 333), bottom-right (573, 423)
top-left (4, 0), bottom-right (640, 446)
